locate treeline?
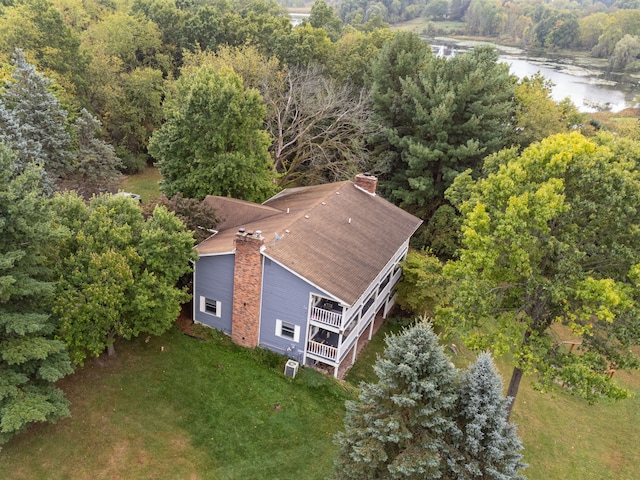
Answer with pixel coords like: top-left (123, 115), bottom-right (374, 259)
top-left (339, 0), bottom-right (640, 72)
top-left (3, 0), bottom-right (640, 448)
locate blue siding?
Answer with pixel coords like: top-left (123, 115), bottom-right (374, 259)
top-left (259, 258), bottom-right (323, 359)
top-left (194, 254), bottom-right (235, 333)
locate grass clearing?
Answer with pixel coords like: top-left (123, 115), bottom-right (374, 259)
top-left (118, 166), bottom-right (162, 203)
top-left (0, 328), bottom-right (351, 480)
top-left (1, 320), bottom-right (638, 479)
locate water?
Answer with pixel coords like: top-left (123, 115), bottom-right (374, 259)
top-left (431, 41), bottom-right (639, 113)
top-left (289, 13), bottom-right (310, 27)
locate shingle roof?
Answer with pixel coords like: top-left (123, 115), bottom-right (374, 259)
top-left (196, 181), bottom-right (422, 305)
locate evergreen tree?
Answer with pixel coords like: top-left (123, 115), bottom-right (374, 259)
top-left (371, 39), bottom-right (515, 221)
top-left (0, 50), bottom-right (73, 186)
top-left (0, 145), bottom-right (73, 445)
top-left (64, 108), bottom-right (123, 198)
top-left (446, 353), bottom-right (526, 479)
top-left (333, 322), bottom-right (458, 479)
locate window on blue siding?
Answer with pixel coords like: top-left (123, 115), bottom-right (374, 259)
top-left (200, 296), bottom-right (221, 317)
top-left (276, 319), bottom-right (300, 342)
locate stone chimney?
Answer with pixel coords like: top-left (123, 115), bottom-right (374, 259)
top-left (231, 229), bottom-right (264, 348)
top-left (354, 172), bottom-right (377, 195)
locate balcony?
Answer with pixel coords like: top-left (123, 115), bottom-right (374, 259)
top-left (310, 301), bottom-right (343, 328)
top-left (307, 329), bottom-right (339, 361)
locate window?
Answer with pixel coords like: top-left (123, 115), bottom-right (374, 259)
top-left (362, 291), bottom-right (376, 316)
top-left (276, 319), bottom-right (300, 342)
top-left (200, 296), bottom-right (221, 317)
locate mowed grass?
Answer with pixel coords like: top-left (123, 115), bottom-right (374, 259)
top-left (347, 321), bottom-right (640, 479)
top-left (0, 328), bottom-right (352, 480)
top-left (118, 166), bottom-right (162, 203)
top-left (0, 319), bottom-right (638, 479)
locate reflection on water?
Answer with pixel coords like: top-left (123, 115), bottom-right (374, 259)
top-left (430, 42), bottom-right (639, 113)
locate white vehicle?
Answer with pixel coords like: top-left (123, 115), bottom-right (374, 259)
top-left (116, 191), bottom-right (142, 202)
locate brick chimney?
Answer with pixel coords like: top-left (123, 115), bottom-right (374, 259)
top-left (354, 172), bottom-right (377, 195)
top-left (231, 229), bottom-right (264, 348)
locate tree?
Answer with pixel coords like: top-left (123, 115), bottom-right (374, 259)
top-left (276, 24), bottom-right (334, 67)
top-left (0, 0), bottom-right (89, 101)
top-left (51, 193), bottom-right (195, 364)
top-left (0, 145), bottom-right (73, 445)
top-left (325, 27), bottom-right (393, 89)
top-left (448, 353), bottom-right (526, 479)
top-left (81, 10), bottom-right (168, 73)
top-left (309, 0), bottom-right (343, 41)
top-left (0, 50), bottom-right (73, 187)
top-left (184, 48), bottom-right (374, 188)
top-left (333, 321), bottom-right (459, 479)
top-left (464, 0), bottom-right (505, 36)
top-left (151, 193), bottom-right (220, 243)
top-left (63, 108), bottom-right (122, 198)
top-left (264, 65), bottom-right (375, 187)
top-left (108, 67), bottom-right (165, 155)
top-left (396, 250), bottom-right (449, 318)
top-left (442, 132), bottom-right (640, 418)
top-left (511, 73), bottom-right (583, 149)
top-left (610, 34), bottom-right (640, 72)
top-left (148, 66), bottom-right (276, 202)
top-left (373, 41), bottom-right (516, 220)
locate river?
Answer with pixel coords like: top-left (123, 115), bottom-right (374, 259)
top-left (431, 39), bottom-right (639, 113)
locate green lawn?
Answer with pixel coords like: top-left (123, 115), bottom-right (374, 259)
top-left (118, 166), bottom-right (162, 203)
top-left (1, 321), bottom-right (638, 479)
top-left (0, 328), bottom-right (351, 480)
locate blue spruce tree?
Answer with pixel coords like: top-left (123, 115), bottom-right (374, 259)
top-left (447, 352), bottom-right (526, 479)
top-left (334, 322), bottom-right (459, 479)
top-left (0, 49), bottom-right (72, 187)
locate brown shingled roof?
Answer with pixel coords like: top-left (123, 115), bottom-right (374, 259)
top-left (196, 181), bottom-right (422, 305)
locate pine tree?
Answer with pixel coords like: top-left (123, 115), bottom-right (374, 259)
top-left (65, 108), bottom-right (123, 198)
top-left (333, 322), bottom-right (459, 479)
top-left (446, 353), bottom-right (526, 479)
top-left (0, 144), bottom-right (73, 445)
top-left (0, 49), bottom-right (73, 186)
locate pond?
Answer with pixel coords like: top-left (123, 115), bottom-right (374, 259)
top-left (430, 39), bottom-right (640, 113)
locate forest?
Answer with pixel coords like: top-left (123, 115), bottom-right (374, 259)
top-left (1, 0), bottom-right (640, 476)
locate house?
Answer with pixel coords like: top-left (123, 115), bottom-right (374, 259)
top-left (193, 173), bottom-right (422, 378)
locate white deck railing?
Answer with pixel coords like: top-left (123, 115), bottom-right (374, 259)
top-left (307, 340), bottom-right (338, 360)
top-left (310, 307), bottom-right (342, 328)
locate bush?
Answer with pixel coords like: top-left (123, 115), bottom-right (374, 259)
top-left (118, 150), bottom-right (148, 174)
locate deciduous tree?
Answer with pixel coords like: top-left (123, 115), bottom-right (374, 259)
top-left (511, 73), bottom-right (583, 149)
top-left (396, 250), bottom-right (449, 318)
top-left (442, 132), bottom-right (640, 418)
top-left (148, 66), bottom-right (275, 201)
top-left (264, 65), bottom-right (374, 187)
top-left (52, 193), bottom-right (195, 364)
